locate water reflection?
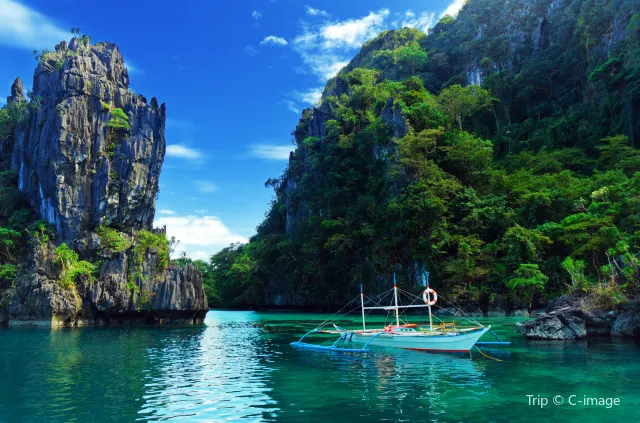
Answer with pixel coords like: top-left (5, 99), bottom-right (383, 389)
top-left (0, 327), bottom-right (158, 422)
top-left (267, 345), bottom-right (488, 422)
top-left (138, 312), bottom-right (279, 422)
top-left (1, 312), bottom-right (640, 423)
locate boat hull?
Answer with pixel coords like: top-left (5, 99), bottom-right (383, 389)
top-left (350, 326), bottom-right (491, 352)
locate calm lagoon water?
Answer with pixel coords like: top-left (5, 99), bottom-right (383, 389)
top-left (1, 310), bottom-right (639, 422)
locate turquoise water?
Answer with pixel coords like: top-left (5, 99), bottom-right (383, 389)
top-left (1, 311), bottom-right (639, 422)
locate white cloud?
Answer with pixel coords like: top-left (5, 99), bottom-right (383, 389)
top-left (251, 145), bottom-right (292, 160)
top-left (166, 144), bottom-right (202, 160)
top-left (401, 10), bottom-right (436, 33)
top-left (0, 0), bottom-right (68, 50)
top-left (289, 7), bottom-right (444, 81)
top-left (305, 6), bottom-right (329, 17)
top-left (252, 10), bottom-right (262, 20)
top-left (243, 44), bottom-right (258, 56)
top-left (293, 87), bottom-right (323, 105)
top-left (321, 9), bottom-right (389, 48)
top-left (291, 9), bottom-right (389, 81)
top-left (195, 181), bottom-right (217, 193)
top-left (158, 209), bottom-right (176, 215)
top-left (260, 35), bottom-right (288, 46)
top-left (440, 0), bottom-right (466, 18)
top-left (283, 87), bottom-right (322, 114)
top-left (191, 250), bottom-right (211, 261)
top-left (280, 99), bottom-right (299, 114)
top-left (155, 215), bottom-right (248, 254)
top-left (125, 59), bottom-right (142, 75)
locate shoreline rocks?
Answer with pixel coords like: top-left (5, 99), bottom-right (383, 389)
top-left (515, 294), bottom-right (640, 339)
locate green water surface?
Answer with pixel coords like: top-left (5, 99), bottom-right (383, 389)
top-left (1, 311), bottom-right (639, 422)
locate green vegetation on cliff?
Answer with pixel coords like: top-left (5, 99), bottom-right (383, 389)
top-left (96, 226), bottom-right (131, 254)
top-left (0, 104), bottom-right (34, 302)
top-left (53, 243), bottom-right (95, 289)
top-left (199, 0), bottom-right (640, 309)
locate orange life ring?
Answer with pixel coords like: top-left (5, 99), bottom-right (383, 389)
top-left (423, 288), bottom-right (437, 306)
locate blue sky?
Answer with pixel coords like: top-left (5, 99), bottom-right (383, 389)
top-left (0, 0), bottom-right (463, 260)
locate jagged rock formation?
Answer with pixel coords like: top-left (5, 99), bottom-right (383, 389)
top-left (7, 78), bottom-right (25, 104)
top-left (12, 39), bottom-right (163, 246)
top-left (8, 232), bottom-right (207, 326)
top-left (611, 302), bottom-right (640, 336)
top-left (1, 38), bottom-right (208, 326)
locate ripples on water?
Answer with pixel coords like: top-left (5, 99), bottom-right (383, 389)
top-left (140, 320), bottom-right (278, 421)
top-left (1, 311), bottom-right (639, 423)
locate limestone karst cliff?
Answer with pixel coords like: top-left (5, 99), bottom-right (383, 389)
top-left (13, 39), bottom-right (163, 246)
top-left (0, 37), bottom-right (208, 326)
top-left (207, 0), bottom-right (640, 322)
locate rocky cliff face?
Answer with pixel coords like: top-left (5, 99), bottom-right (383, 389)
top-left (8, 236), bottom-right (207, 326)
top-left (1, 37), bottom-right (208, 326)
top-left (12, 39), bottom-right (163, 246)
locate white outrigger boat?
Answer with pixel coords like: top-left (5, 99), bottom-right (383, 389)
top-left (291, 274), bottom-right (509, 354)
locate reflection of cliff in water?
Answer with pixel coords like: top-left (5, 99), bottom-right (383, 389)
top-left (0, 327), bottom-right (158, 422)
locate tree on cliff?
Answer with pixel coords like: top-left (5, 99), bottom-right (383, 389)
top-left (506, 264), bottom-right (548, 309)
top-left (393, 42), bottom-right (428, 76)
top-left (437, 84), bottom-right (493, 131)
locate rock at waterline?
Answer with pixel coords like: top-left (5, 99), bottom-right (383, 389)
top-left (515, 314), bottom-right (586, 340)
top-left (611, 301), bottom-right (640, 337)
top-left (515, 294), bottom-right (640, 339)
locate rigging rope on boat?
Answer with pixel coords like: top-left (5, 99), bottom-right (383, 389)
top-left (472, 345), bottom-right (504, 362)
top-left (362, 291), bottom-right (393, 327)
top-left (397, 288), bottom-right (446, 325)
top-left (315, 287), bottom-right (395, 330)
top-left (398, 287), bottom-right (483, 327)
top-left (396, 292), bottom-right (418, 325)
top-left (363, 287), bottom-right (396, 308)
top-left (315, 295), bottom-right (362, 330)
top-left (437, 296), bottom-right (483, 327)
top-left (366, 288), bottom-right (405, 327)
top-left (363, 292), bottom-right (392, 314)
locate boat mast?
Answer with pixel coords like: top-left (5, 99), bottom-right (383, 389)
top-left (426, 272), bottom-right (433, 332)
top-left (360, 283), bottom-right (366, 330)
top-left (393, 273), bottom-right (400, 327)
